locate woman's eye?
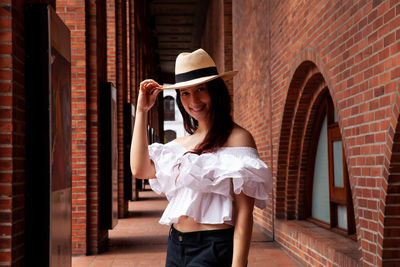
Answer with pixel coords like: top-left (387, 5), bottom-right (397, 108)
top-left (198, 87), bottom-right (205, 91)
top-left (180, 92), bottom-right (189, 96)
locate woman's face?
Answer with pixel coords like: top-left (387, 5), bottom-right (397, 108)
top-left (179, 83), bottom-right (211, 123)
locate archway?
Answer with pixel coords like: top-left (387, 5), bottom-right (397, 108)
top-left (277, 61), bottom-right (323, 219)
top-left (382, 117), bottom-right (400, 266)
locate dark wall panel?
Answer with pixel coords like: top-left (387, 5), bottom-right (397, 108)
top-left (25, 4), bottom-right (72, 267)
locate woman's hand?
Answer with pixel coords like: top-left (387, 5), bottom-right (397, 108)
top-left (137, 79), bottom-right (163, 112)
top-left (130, 79), bottom-right (161, 179)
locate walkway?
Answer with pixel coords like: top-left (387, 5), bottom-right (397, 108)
top-left (72, 190), bottom-right (302, 267)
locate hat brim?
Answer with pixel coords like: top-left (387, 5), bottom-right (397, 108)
top-left (161, 70), bottom-right (238, 90)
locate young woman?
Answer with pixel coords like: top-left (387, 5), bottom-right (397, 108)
top-left (130, 49), bottom-right (272, 267)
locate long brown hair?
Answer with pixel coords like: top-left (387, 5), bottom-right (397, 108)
top-left (175, 78), bottom-right (234, 154)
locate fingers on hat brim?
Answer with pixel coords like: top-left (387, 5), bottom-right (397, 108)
top-left (161, 71), bottom-right (238, 90)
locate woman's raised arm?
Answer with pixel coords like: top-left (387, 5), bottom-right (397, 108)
top-left (130, 79), bottom-right (162, 179)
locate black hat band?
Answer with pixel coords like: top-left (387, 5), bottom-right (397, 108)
top-left (175, 66), bottom-right (218, 83)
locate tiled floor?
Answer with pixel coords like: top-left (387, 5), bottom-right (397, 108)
top-left (72, 190), bottom-right (302, 267)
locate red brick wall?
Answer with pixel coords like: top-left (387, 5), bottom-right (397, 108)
top-left (107, 0), bottom-right (116, 86)
top-left (230, 0), bottom-right (274, 231)
top-left (11, 0), bottom-right (26, 263)
top-left (129, 0), bottom-right (136, 103)
top-left (223, 0), bottom-right (233, 86)
top-left (56, 0), bottom-right (89, 255)
top-left (231, 0), bottom-right (400, 266)
top-left (0, 0), bottom-right (25, 266)
top-left (1, 0), bottom-right (56, 265)
top-left (126, 1), bottom-right (130, 103)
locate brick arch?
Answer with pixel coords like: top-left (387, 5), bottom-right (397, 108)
top-left (277, 55), bottom-right (356, 226)
top-left (276, 60), bottom-right (318, 219)
top-left (295, 83), bottom-right (328, 219)
top-left (382, 88), bottom-right (400, 266)
top-left (278, 50), bottom-right (367, 263)
top-left (277, 49), bottom-right (337, 219)
top-left (285, 72), bottom-right (326, 219)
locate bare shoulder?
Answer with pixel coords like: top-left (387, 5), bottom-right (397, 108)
top-left (173, 135), bottom-right (189, 145)
top-left (173, 135), bottom-right (196, 150)
top-left (225, 124), bottom-right (257, 149)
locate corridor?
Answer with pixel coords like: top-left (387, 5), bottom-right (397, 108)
top-left (72, 190), bottom-right (302, 267)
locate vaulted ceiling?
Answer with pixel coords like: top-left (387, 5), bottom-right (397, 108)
top-left (149, 0), bottom-right (209, 81)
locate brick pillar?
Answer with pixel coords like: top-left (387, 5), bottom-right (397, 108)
top-left (86, 0), bottom-right (107, 254)
top-left (58, 0), bottom-right (108, 255)
top-left (0, 0), bottom-right (25, 266)
top-left (106, 0), bottom-right (116, 85)
top-left (126, 0), bottom-right (130, 103)
top-left (129, 0), bottom-right (138, 107)
top-left (56, 0), bottom-right (88, 255)
top-left (116, 0), bottom-right (128, 217)
top-left (128, 0), bottom-right (137, 199)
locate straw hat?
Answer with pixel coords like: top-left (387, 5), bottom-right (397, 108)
top-left (161, 48), bottom-right (238, 90)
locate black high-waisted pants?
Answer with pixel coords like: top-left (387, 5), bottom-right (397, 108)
top-left (165, 225), bottom-right (234, 267)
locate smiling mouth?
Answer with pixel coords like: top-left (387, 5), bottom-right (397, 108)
top-left (190, 105), bottom-right (205, 113)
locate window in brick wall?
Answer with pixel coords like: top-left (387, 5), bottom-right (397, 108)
top-left (306, 95), bottom-right (356, 239)
top-left (164, 96), bottom-right (175, 121)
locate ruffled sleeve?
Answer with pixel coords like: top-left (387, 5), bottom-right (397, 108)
top-left (177, 147), bottom-right (273, 209)
top-left (148, 142), bottom-right (181, 198)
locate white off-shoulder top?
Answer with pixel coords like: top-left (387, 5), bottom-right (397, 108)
top-left (148, 141), bottom-right (272, 226)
